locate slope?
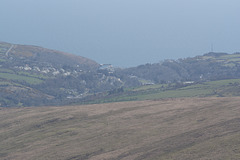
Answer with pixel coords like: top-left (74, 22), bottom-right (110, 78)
top-left (1, 97), bottom-right (240, 160)
top-left (116, 52), bottom-right (240, 84)
top-left (1, 42), bottom-right (99, 69)
top-left (1, 41), bottom-right (240, 107)
top-left (0, 42), bottom-right (123, 107)
top-left (81, 78), bottom-right (240, 104)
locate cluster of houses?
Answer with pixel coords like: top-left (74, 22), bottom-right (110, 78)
top-left (13, 64), bottom-right (83, 76)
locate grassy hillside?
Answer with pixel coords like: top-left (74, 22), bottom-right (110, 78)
top-left (0, 42), bottom-right (123, 107)
top-left (1, 97), bottom-right (240, 159)
top-left (1, 41), bottom-right (240, 107)
top-left (0, 66), bottom-right (53, 107)
top-left (84, 79), bottom-right (240, 104)
top-left (117, 52), bottom-right (240, 84)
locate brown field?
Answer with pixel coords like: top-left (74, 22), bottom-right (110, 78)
top-left (1, 97), bottom-right (240, 160)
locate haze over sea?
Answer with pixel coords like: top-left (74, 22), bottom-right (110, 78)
top-left (0, 0), bottom-right (240, 67)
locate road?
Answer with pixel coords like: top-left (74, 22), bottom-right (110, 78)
top-left (5, 44), bottom-right (14, 57)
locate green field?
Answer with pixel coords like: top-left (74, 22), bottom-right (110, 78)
top-left (90, 79), bottom-right (240, 104)
top-left (0, 81), bottom-right (15, 86)
top-left (0, 43), bottom-right (10, 54)
top-left (0, 68), bottom-right (15, 73)
top-left (201, 54), bottom-right (240, 67)
top-left (18, 71), bottom-right (49, 79)
top-left (220, 54), bottom-right (240, 60)
top-left (0, 68), bottom-right (50, 85)
top-left (0, 72), bottom-right (43, 84)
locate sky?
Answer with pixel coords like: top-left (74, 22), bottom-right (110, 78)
top-left (0, 0), bottom-right (240, 67)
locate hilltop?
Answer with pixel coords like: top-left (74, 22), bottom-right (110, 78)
top-left (0, 42), bottom-right (99, 69)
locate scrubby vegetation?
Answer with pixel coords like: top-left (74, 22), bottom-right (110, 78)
top-left (1, 97), bottom-right (240, 160)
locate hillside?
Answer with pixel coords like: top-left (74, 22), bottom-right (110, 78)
top-left (1, 97), bottom-right (240, 160)
top-left (0, 42), bottom-right (125, 107)
top-left (82, 79), bottom-right (240, 104)
top-left (116, 52), bottom-right (240, 84)
top-left (0, 42), bottom-right (99, 69)
top-left (1, 41), bottom-right (240, 107)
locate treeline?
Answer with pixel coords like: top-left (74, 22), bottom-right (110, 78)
top-left (115, 53), bottom-right (240, 84)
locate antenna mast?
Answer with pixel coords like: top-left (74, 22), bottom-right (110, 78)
top-left (211, 43), bottom-right (213, 52)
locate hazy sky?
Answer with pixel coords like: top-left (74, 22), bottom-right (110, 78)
top-left (0, 0), bottom-right (240, 67)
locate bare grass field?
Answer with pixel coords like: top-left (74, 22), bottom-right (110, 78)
top-left (1, 97), bottom-right (240, 160)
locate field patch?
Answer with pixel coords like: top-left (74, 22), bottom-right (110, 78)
top-left (0, 72), bottom-right (43, 84)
